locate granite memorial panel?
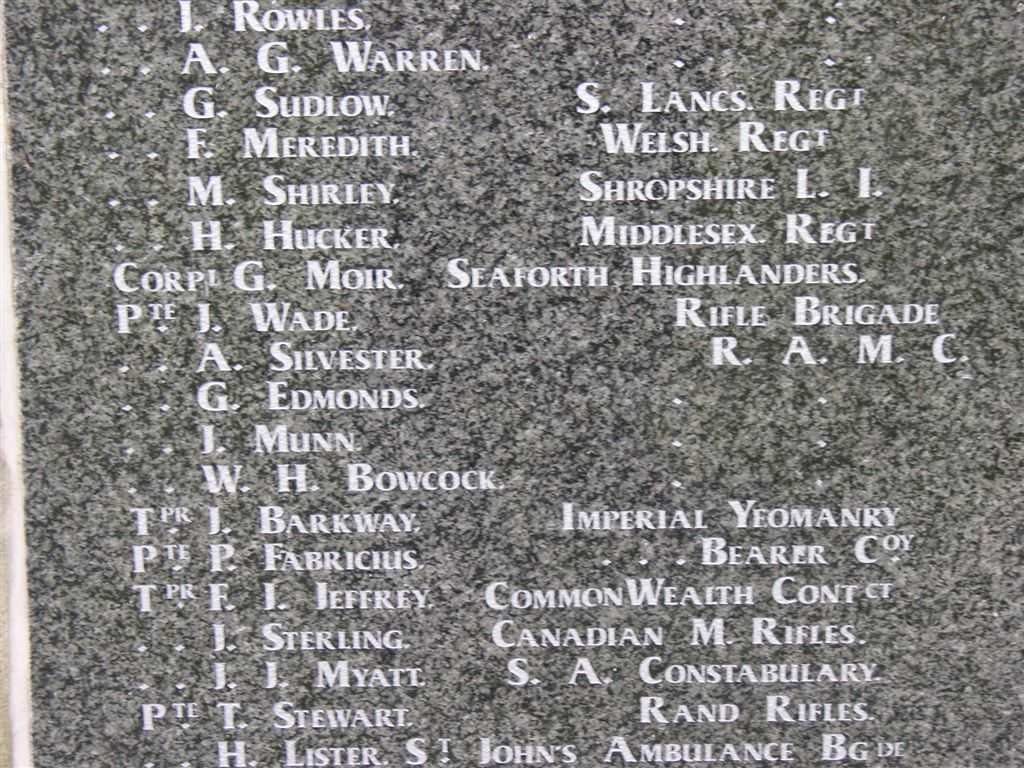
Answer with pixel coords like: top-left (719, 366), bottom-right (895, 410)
top-left (4, 1), bottom-right (1023, 766)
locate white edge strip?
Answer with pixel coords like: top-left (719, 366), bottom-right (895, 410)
top-left (0, 1), bottom-right (33, 764)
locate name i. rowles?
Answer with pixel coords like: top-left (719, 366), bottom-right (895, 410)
top-left (562, 502), bottom-right (706, 531)
top-left (232, 2), bottom-right (366, 32)
top-left (262, 175), bottom-right (394, 207)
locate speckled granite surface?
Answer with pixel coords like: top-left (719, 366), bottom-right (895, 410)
top-left (5, 1), bottom-right (1024, 766)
